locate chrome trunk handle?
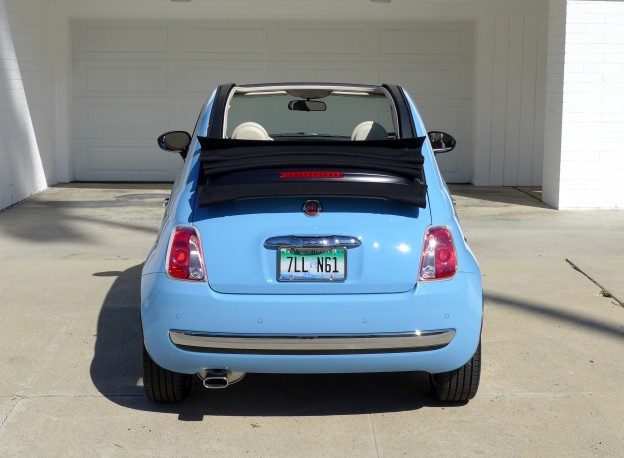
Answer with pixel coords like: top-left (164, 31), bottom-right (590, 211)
top-left (264, 235), bottom-right (361, 248)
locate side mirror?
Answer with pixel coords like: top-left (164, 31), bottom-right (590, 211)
top-left (428, 131), bottom-right (456, 155)
top-left (157, 131), bottom-right (191, 154)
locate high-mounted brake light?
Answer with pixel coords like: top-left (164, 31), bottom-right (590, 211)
top-left (167, 227), bottom-right (205, 281)
top-left (419, 226), bottom-right (457, 281)
top-left (280, 171), bottom-right (344, 179)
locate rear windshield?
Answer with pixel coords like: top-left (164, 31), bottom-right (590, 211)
top-left (224, 88), bottom-right (397, 141)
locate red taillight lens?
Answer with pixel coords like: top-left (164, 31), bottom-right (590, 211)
top-left (419, 226), bottom-right (457, 281)
top-left (167, 227), bottom-right (205, 281)
top-left (280, 171), bottom-right (344, 179)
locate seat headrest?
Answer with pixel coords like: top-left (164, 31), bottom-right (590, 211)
top-left (351, 121), bottom-right (388, 141)
top-left (231, 122), bottom-right (273, 140)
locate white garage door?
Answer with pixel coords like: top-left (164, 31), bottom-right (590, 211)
top-left (72, 20), bottom-right (473, 182)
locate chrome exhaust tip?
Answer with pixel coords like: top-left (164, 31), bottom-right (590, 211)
top-left (203, 375), bottom-right (229, 389)
top-left (197, 369), bottom-right (245, 389)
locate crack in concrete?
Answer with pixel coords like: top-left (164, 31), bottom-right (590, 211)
top-left (0, 396), bottom-right (24, 433)
top-left (566, 258), bottom-right (624, 308)
top-left (0, 393), bottom-right (145, 431)
top-left (3, 393), bottom-right (143, 403)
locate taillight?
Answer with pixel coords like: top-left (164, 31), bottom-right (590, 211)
top-left (167, 227), bottom-right (205, 281)
top-left (419, 226), bottom-right (457, 281)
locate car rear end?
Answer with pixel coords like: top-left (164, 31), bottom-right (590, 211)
top-left (141, 83), bottom-right (482, 402)
top-left (142, 197), bottom-right (481, 363)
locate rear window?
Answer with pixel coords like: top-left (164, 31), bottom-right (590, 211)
top-left (224, 88), bottom-right (397, 141)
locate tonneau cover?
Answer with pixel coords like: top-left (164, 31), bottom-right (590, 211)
top-left (196, 137), bottom-right (427, 207)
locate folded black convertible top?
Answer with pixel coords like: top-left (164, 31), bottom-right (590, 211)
top-left (196, 137), bottom-right (427, 207)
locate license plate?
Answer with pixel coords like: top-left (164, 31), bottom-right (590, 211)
top-left (278, 247), bottom-right (346, 282)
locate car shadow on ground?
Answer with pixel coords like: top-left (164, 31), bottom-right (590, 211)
top-left (90, 264), bottom-right (450, 419)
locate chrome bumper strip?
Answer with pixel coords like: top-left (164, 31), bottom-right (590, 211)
top-left (169, 329), bottom-right (455, 355)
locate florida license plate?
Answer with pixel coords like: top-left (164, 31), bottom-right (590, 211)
top-left (278, 247), bottom-right (346, 282)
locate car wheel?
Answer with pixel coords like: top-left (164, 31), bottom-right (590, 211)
top-left (142, 343), bottom-right (192, 402)
top-left (430, 341), bottom-right (481, 402)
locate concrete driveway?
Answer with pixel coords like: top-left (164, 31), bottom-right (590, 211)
top-left (1, 184), bottom-right (623, 457)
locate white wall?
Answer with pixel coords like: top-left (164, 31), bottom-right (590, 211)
top-left (472, 10), bottom-right (548, 186)
top-left (0, 0), bottom-right (551, 210)
top-left (544, 0), bottom-right (624, 209)
top-left (543, 0), bottom-right (566, 207)
top-left (0, 0), bottom-right (55, 209)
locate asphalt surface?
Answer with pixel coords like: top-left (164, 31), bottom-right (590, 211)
top-left (0, 183), bottom-right (623, 457)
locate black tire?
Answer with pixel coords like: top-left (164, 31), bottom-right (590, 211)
top-left (142, 343), bottom-right (192, 402)
top-left (430, 341), bottom-right (481, 402)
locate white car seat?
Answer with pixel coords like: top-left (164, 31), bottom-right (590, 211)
top-left (351, 121), bottom-right (388, 141)
top-left (231, 122), bottom-right (273, 140)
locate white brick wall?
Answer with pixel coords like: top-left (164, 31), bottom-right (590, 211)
top-left (542, 0), bottom-right (566, 207)
top-left (0, 0), bottom-right (54, 210)
top-left (544, 0), bottom-right (624, 209)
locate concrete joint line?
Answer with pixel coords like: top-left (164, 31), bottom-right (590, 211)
top-left (566, 258), bottom-right (624, 308)
top-left (367, 413), bottom-right (381, 458)
top-left (479, 392), bottom-right (620, 398)
top-left (512, 186), bottom-right (544, 203)
top-left (24, 320), bottom-right (74, 391)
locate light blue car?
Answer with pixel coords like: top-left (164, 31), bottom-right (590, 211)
top-left (141, 83), bottom-right (482, 403)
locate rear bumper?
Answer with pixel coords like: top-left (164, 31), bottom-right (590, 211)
top-left (141, 271), bottom-right (482, 375)
top-left (169, 329), bottom-right (455, 354)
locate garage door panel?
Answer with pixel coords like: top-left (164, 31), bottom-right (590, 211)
top-left (85, 65), bottom-right (168, 94)
top-left (77, 24), bottom-right (168, 54)
top-left (74, 61), bottom-right (170, 94)
top-left (171, 63), bottom-right (268, 95)
top-left (381, 62), bottom-right (473, 100)
top-left (180, 26), bottom-right (268, 54)
top-left (380, 27), bottom-right (466, 58)
top-left (74, 100), bottom-right (170, 138)
top-left (274, 63), bottom-right (377, 86)
top-left (73, 20), bottom-right (473, 182)
top-left (86, 146), bottom-right (163, 173)
top-left (74, 139), bottom-right (173, 181)
top-left (73, 22), bottom-right (170, 61)
top-left (279, 26), bottom-right (366, 55)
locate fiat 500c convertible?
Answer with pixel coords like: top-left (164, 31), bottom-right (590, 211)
top-left (141, 83), bottom-right (482, 403)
